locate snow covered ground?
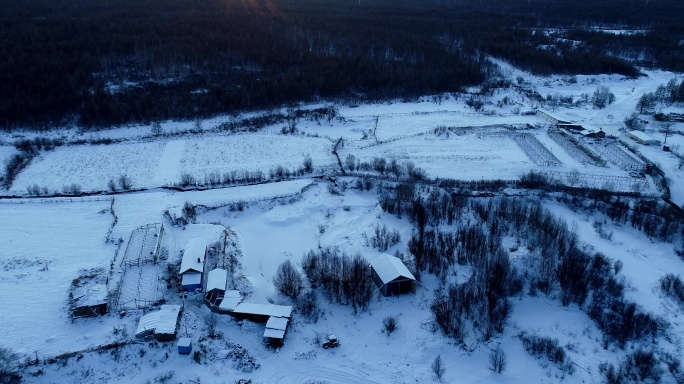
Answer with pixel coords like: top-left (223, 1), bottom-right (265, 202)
top-left (2, 61), bottom-right (684, 383)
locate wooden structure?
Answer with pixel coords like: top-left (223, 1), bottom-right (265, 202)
top-left (369, 254), bottom-right (417, 296)
top-left (135, 305), bottom-right (183, 342)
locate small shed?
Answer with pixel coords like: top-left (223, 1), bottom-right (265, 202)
top-left (204, 269), bottom-right (228, 307)
top-left (264, 316), bottom-right (289, 346)
top-left (180, 238), bottom-right (207, 291)
top-left (369, 254), bottom-right (417, 296)
top-left (70, 269), bottom-right (109, 318)
top-left (206, 269), bottom-right (227, 293)
top-left (628, 130), bottom-right (661, 146)
top-left (135, 305), bottom-right (183, 341)
top-left (178, 337), bottom-right (192, 355)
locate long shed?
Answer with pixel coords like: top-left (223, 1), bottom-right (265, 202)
top-left (628, 130), bottom-right (661, 146)
top-left (369, 254), bottom-right (417, 296)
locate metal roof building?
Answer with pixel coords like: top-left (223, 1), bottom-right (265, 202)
top-left (369, 254), bottom-right (417, 296)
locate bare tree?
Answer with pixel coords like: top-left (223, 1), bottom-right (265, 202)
top-left (273, 260), bottom-right (303, 299)
top-left (151, 121), bottom-right (163, 136)
top-left (592, 86), bottom-right (615, 109)
top-left (432, 355), bottom-right (446, 381)
top-left (303, 155), bottom-right (313, 173)
top-left (489, 345), bottom-right (507, 373)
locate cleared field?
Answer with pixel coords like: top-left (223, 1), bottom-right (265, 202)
top-left (0, 200), bottom-right (118, 355)
top-left (8, 134), bottom-right (335, 194)
top-left (179, 133), bottom-right (335, 178)
top-left (344, 132), bottom-right (534, 180)
top-left (11, 141), bottom-right (165, 193)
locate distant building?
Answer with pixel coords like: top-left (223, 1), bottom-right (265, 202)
top-left (628, 130), bottom-right (661, 146)
top-left (369, 254), bottom-right (417, 296)
top-left (537, 110), bottom-right (570, 125)
top-left (180, 238), bottom-right (207, 291)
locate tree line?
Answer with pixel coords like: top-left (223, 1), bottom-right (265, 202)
top-left (2, 0), bottom-right (683, 130)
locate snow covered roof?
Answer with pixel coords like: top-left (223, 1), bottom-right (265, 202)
top-left (136, 305), bottom-right (182, 337)
top-left (182, 272), bottom-right (202, 287)
top-left (263, 328), bottom-right (286, 339)
top-left (218, 290), bottom-right (242, 311)
top-left (178, 337), bottom-right (192, 348)
top-left (369, 254), bottom-right (416, 284)
top-left (629, 130), bottom-right (659, 143)
top-left (180, 238), bottom-right (206, 275)
top-left (265, 316), bottom-right (289, 330)
top-left (232, 303), bottom-right (292, 318)
top-left (206, 269), bottom-right (227, 292)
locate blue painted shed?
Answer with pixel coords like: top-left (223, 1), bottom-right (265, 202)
top-left (178, 337), bottom-right (192, 355)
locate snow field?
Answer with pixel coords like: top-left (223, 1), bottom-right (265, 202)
top-left (0, 201), bottom-right (119, 356)
top-left (8, 134), bottom-right (333, 194)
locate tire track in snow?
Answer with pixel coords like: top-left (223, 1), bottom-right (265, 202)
top-left (152, 139), bottom-right (186, 187)
top-left (264, 360), bottom-right (383, 384)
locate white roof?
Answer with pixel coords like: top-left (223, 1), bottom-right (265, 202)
top-left (182, 272), bottom-right (202, 286)
top-left (232, 303), bottom-right (292, 318)
top-left (369, 254), bottom-right (416, 285)
top-left (72, 283), bottom-right (108, 307)
top-left (180, 238), bottom-right (206, 274)
top-left (265, 316), bottom-right (289, 330)
top-left (206, 269), bottom-right (227, 292)
top-left (178, 337), bottom-right (192, 347)
top-left (218, 290), bottom-right (242, 311)
top-left (263, 328), bottom-right (286, 339)
top-left (136, 305), bottom-right (182, 336)
top-left (629, 130), bottom-right (657, 142)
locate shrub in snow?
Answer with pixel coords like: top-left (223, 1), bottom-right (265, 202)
top-left (489, 345), bottom-right (506, 374)
top-left (273, 260), bottom-right (303, 299)
top-left (0, 347), bottom-right (20, 384)
top-left (519, 332), bottom-right (573, 374)
top-left (383, 316), bottom-right (398, 335)
top-left (432, 355), bottom-right (446, 381)
top-left (660, 274), bottom-right (684, 304)
top-left (118, 174), bottom-right (133, 190)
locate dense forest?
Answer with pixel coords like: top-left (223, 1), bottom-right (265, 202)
top-left (1, 0), bottom-right (683, 130)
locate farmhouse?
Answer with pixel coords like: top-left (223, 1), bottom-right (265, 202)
top-left (135, 304), bottom-right (183, 341)
top-left (180, 238), bottom-right (207, 291)
top-left (628, 130), bottom-right (661, 146)
top-left (369, 254), bottom-right (417, 296)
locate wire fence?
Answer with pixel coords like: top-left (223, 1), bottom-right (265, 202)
top-left (511, 133), bottom-right (562, 166)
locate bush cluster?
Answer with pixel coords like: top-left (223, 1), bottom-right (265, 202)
top-left (301, 247), bottom-right (374, 312)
